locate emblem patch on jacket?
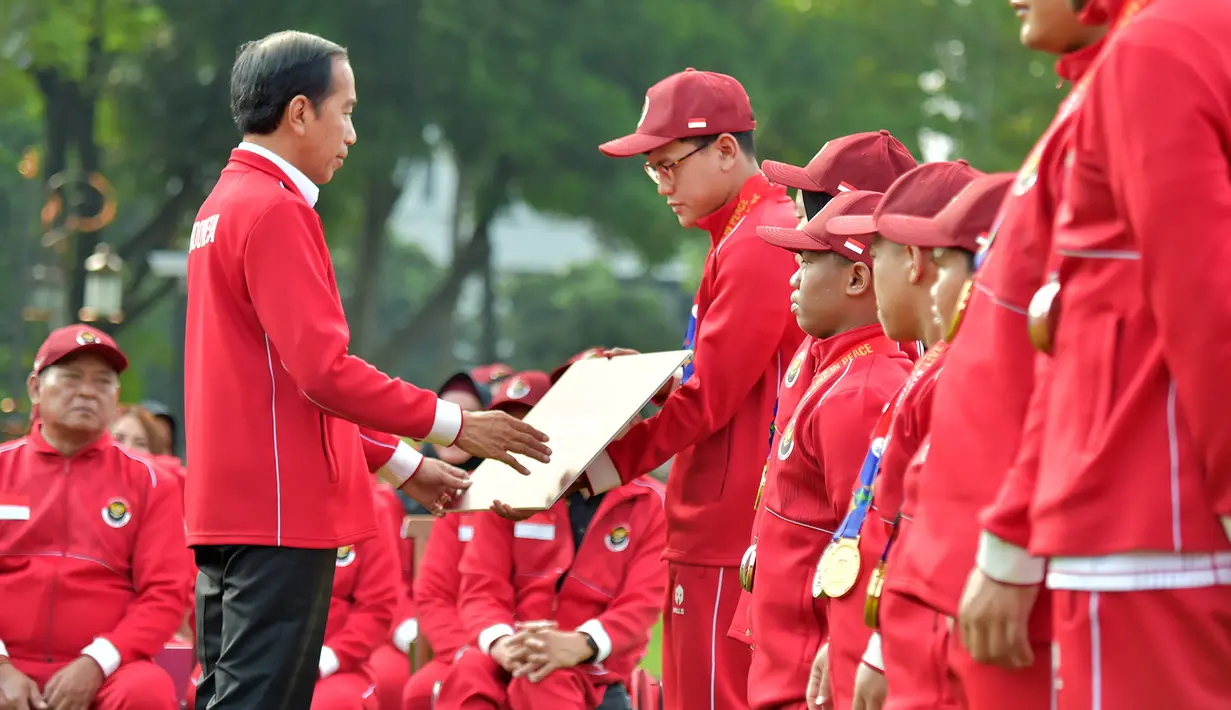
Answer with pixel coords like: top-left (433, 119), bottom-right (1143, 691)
top-left (103, 497), bottom-right (131, 528)
top-left (784, 349), bottom-right (805, 388)
top-left (777, 422), bottom-right (795, 460)
top-left (336, 546), bottom-right (356, 567)
top-left (672, 584), bottom-right (685, 615)
top-left (605, 526), bottom-right (630, 552)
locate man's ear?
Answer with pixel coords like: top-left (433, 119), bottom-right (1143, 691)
top-left (847, 262), bottom-right (873, 297)
top-left (907, 245), bottom-right (931, 285)
top-left (715, 134), bottom-right (740, 167)
top-left (27, 371), bottom-right (41, 405)
top-left (285, 94), bottom-right (312, 136)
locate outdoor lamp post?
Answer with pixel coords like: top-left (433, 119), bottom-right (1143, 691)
top-left (80, 242), bottom-right (124, 324)
top-left (23, 263), bottom-right (67, 325)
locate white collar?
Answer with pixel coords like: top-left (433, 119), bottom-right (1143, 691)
top-left (236, 141), bottom-right (320, 207)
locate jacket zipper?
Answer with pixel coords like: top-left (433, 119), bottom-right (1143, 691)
top-left (44, 460), bottom-right (69, 661)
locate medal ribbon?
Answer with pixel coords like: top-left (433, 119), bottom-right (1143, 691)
top-left (830, 342), bottom-right (949, 543)
top-left (974, 0), bottom-right (1153, 272)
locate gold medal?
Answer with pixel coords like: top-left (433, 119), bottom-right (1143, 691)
top-left (739, 541), bottom-right (758, 593)
top-left (947, 278), bottom-right (974, 341)
top-left (812, 537), bottom-right (861, 599)
top-left (1027, 278), bottom-right (1061, 355)
top-left (864, 562), bottom-right (887, 630)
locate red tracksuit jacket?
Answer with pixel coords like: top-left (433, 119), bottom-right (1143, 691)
top-left (983, 0), bottom-right (1231, 578)
top-left (896, 41), bottom-right (1106, 616)
top-left (185, 148), bottom-right (455, 549)
top-left (600, 172), bottom-right (803, 565)
top-left (412, 513), bottom-right (476, 659)
top-left (322, 510), bottom-right (400, 676)
top-left (460, 478), bottom-right (667, 684)
top-left (0, 429), bottom-right (191, 673)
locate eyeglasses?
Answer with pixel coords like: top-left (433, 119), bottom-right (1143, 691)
top-left (643, 138), bottom-right (716, 185)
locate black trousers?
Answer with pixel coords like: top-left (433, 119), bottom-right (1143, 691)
top-left (194, 545), bottom-right (336, 710)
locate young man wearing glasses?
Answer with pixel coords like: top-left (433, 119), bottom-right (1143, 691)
top-left (592, 68), bottom-right (801, 710)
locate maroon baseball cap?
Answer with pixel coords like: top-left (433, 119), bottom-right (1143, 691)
top-left (470, 363), bottom-right (513, 385)
top-left (33, 324), bottom-right (128, 374)
top-left (762, 131), bottom-right (918, 194)
top-left (490, 371), bottom-right (552, 411)
top-left (599, 68), bottom-right (756, 158)
top-left (878, 173), bottom-right (1014, 252)
top-left (828, 161), bottom-right (983, 238)
top-left (550, 347), bottom-right (606, 384)
top-left (757, 191), bottom-right (884, 266)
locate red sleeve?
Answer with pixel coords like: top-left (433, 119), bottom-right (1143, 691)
top-left (327, 521), bottom-right (399, 672)
top-left (360, 429), bottom-right (400, 471)
top-left (811, 375), bottom-right (903, 523)
top-left (101, 467), bottom-right (193, 665)
top-left (413, 515), bottom-right (474, 656)
top-left (606, 236), bottom-right (796, 482)
top-left (243, 200), bottom-right (461, 445)
top-left (583, 492), bottom-right (667, 661)
top-left (456, 512), bottom-right (518, 652)
top-left (1100, 30), bottom-right (1231, 517)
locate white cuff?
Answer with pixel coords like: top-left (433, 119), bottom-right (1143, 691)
top-left (378, 441), bottom-right (424, 487)
top-left (82, 637), bottom-right (122, 678)
top-left (478, 624), bottom-right (516, 655)
top-left (586, 451), bottom-right (622, 494)
top-left (0, 638), bottom-right (8, 658)
top-left (861, 632), bottom-right (884, 672)
top-left (426, 400), bottom-right (463, 446)
top-left (319, 645), bottom-right (340, 679)
top-left (1222, 516), bottom-right (1231, 544)
top-left (977, 530), bottom-right (1046, 585)
top-left (576, 619), bottom-right (613, 663)
top-left (393, 618), bottom-right (419, 654)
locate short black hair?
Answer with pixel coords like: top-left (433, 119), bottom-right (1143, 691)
top-left (684, 130), bottom-right (756, 159)
top-left (230, 30), bottom-right (348, 135)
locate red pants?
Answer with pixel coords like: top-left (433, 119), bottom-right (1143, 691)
top-left (433, 647), bottom-right (606, 709)
top-left (664, 562), bottom-right (751, 710)
top-left (1052, 587), bottom-right (1231, 710)
top-left (370, 643), bottom-right (411, 710)
top-left (948, 634), bottom-right (1052, 710)
top-left (403, 657), bottom-right (453, 710)
top-left (186, 663), bottom-right (377, 709)
top-left (747, 515), bottom-right (829, 710)
top-left (879, 590), bottom-right (962, 710)
top-left (17, 658), bottom-right (177, 710)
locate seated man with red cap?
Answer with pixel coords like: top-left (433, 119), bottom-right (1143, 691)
top-left (434, 371), bottom-right (666, 710)
top-left (0, 325), bottom-right (191, 709)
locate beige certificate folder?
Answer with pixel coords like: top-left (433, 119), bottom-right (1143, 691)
top-left (454, 350), bottom-right (690, 512)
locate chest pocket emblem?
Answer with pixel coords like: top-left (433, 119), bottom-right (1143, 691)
top-left (605, 526), bottom-right (630, 552)
top-left (103, 497), bottom-right (131, 528)
top-left (336, 546), bottom-right (356, 567)
top-left (777, 422), bottom-right (795, 461)
top-left (784, 349), bottom-right (805, 388)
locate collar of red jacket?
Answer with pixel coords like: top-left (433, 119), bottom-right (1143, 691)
top-left (1079, 0), bottom-right (1126, 26)
top-left (28, 423), bottom-right (113, 459)
top-left (809, 322), bottom-right (887, 366)
top-left (695, 171), bottom-right (778, 245)
top-left (228, 149), bottom-right (313, 205)
top-left (1056, 34), bottom-right (1107, 83)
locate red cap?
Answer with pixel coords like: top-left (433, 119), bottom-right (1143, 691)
top-left (470, 363), bottom-right (513, 385)
top-left (599, 69), bottom-right (756, 158)
top-left (33, 324), bottom-right (128, 375)
top-left (757, 191), bottom-right (884, 266)
top-left (550, 347), bottom-right (606, 384)
top-left (878, 173), bottom-right (1014, 252)
top-left (828, 161), bottom-right (983, 238)
top-left (762, 130), bottom-right (917, 194)
top-left (490, 371), bottom-right (552, 411)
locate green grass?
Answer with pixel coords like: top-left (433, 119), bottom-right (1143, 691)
top-left (638, 616), bottom-right (663, 678)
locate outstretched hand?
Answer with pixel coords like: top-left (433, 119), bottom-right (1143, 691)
top-left (455, 410), bottom-right (551, 476)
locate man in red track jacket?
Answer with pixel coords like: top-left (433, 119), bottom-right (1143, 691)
top-left (748, 191), bottom-right (912, 710)
top-left (186, 31), bottom-right (551, 709)
top-left (434, 372), bottom-right (667, 709)
top-left (591, 67), bottom-right (801, 710)
top-left (0, 325), bottom-right (190, 710)
top-left (967, 1), bottom-right (1231, 708)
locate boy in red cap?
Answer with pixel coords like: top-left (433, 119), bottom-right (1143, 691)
top-left (823, 173), bottom-right (1012, 710)
top-left (881, 3), bottom-right (1106, 709)
top-left (965, 1), bottom-right (1231, 708)
top-left (594, 68), bottom-right (802, 710)
top-left (434, 372), bottom-right (666, 710)
top-left (747, 192), bottom-right (912, 710)
top-left (762, 130), bottom-right (918, 226)
top-left (789, 162), bottom-right (978, 710)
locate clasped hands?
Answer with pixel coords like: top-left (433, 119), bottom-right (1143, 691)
top-left (489, 624), bottom-right (594, 684)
